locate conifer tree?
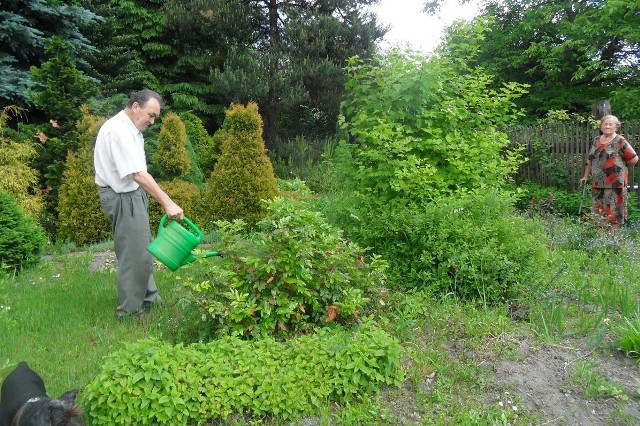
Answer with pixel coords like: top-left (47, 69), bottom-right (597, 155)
top-left (153, 112), bottom-right (191, 180)
top-left (56, 106), bottom-right (110, 245)
top-left (203, 102), bottom-right (278, 226)
top-left (148, 112), bottom-right (203, 229)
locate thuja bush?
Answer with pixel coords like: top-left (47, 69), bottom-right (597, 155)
top-left (57, 106), bottom-right (110, 245)
top-left (0, 191), bottom-right (46, 272)
top-left (81, 323), bottom-right (404, 424)
top-left (152, 112), bottom-right (191, 180)
top-left (203, 102), bottom-right (278, 227)
top-left (148, 180), bottom-right (204, 231)
top-left (345, 192), bottom-right (548, 303)
top-left (181, 111), bottom-right (219, 176)
top-left (178, 196), bottom-right (386, 339)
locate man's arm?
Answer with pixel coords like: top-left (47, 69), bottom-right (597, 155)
top-left (133, 171), bottom-right (184, 220)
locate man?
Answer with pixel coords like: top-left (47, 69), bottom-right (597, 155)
top-left (94, 89), bottom-right (184, 318)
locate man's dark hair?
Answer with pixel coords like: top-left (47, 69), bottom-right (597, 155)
top-left (127, 89), bottom-right (163, 108)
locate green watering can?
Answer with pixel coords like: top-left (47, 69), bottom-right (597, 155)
top-left (147, 214), bottom-right (221, 271)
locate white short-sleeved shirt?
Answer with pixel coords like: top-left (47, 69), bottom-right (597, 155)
top-left (94, 110), bottom-right (148, 193)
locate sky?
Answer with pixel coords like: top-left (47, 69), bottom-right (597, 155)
top-left (367, 0), bottom-right (481, 53)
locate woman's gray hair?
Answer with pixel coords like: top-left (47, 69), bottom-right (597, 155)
top-left (601, 114), bottom-right (621, 128)
top-left (127, 89), bottom-right (163, 108)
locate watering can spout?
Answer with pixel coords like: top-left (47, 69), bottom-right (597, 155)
top-left (147, 215), bottom-right (221, 271)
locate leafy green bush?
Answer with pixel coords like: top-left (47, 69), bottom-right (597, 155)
top-left (0, 191), bottom-right (47, 272)
top-left (178, 196), bottom-right (386, 339)
top-left (512, 182), bottom-right (584, 217)
top-left (341, 192), bottom-right (548, 303)
top-left (81, 323), bottom-right (404, 424)
top-left (203, 102), bottom-right (278, 227)
top-left (339, 51), bottom-right (526, 204)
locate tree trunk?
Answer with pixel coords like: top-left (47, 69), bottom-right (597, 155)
top-left (263, 0), bottom-right (280, 151)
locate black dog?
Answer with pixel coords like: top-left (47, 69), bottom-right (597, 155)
top-left (0, 361), bottom-right (84, 426)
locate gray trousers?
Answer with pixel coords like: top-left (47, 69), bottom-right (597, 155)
top-left (99, 186), bottom-right (159, 316)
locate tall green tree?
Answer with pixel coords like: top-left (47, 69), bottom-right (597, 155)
top-left (434, 0), bottom-right (640, 120)
top-left (83, 0), bottom-right (386, 149)
top-left (0, 0), bottom-right (100, 108)
top-left (82, 0), bottom-right (167, 96)
top-left (233, 0), bottom-right (386, 147)
top-left (29, 36), bottom-right (97, 226)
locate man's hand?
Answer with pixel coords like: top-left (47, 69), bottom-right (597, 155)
top-left (165, 202), bottom-right (184, 221)
top-left (133, 171), bottom-right (184, 220)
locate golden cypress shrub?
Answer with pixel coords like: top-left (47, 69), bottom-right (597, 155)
top-left (56, 105), bottom-right (111, 245)
top-left (203, 102), bottom-right (278, 226)
top-left (153, 112), bottom-right (191, 180)
top-left (0, 106), bottom-right (43, 219)
top-left (148, 180), bottom-right (204, 233)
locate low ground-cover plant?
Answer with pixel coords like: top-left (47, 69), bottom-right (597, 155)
top-left (81, 323), bottom-right (404, 424)
top-left (177, 195), bottom-right (386, 339)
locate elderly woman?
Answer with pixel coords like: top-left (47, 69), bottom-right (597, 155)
top-left (580, 115), bottom-right (638, 235)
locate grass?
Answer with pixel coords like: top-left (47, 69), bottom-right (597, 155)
top-left (2, 215), bottom-right (640, 424)
top-left (0, 251), bottom-right (185, 398)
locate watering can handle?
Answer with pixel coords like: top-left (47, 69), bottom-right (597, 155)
top-left (158, 214), bottom-right (204, 239)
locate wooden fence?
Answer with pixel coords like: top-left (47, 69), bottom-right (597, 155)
top-left (506, 120), bottom-right (640, 205)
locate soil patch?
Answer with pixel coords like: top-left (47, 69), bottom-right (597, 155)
top-left (491, 337), bottom-right (640, 425)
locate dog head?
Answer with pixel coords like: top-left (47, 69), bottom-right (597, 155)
top-left (18, 390), bottom-right (84, 426)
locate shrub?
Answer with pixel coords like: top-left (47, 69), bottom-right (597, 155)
top-left (512, 182), bottom-right (584, 217)
top-left (342, 192), bottom-right (548, 303)
top-left (152, 112), bottom-right (191, 180)
top-left (81, 323), bottom-right (403, 424)
top-left (148, 180), bottom-right (204, 232)
top-left (57, 106), bottom-right (111, 245)
top-left (339, 51), bottom-right (526, 204)
top-left (181, 111), bottom-right (218, 176)
top-left (0, 106), bottom-right (43, 219)
top-left (178, 196), bottom-right (386, 339)
top-left (202, 102), bottom-right (278, 227)
top-left (0, 191), bottom-right (47, 272)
